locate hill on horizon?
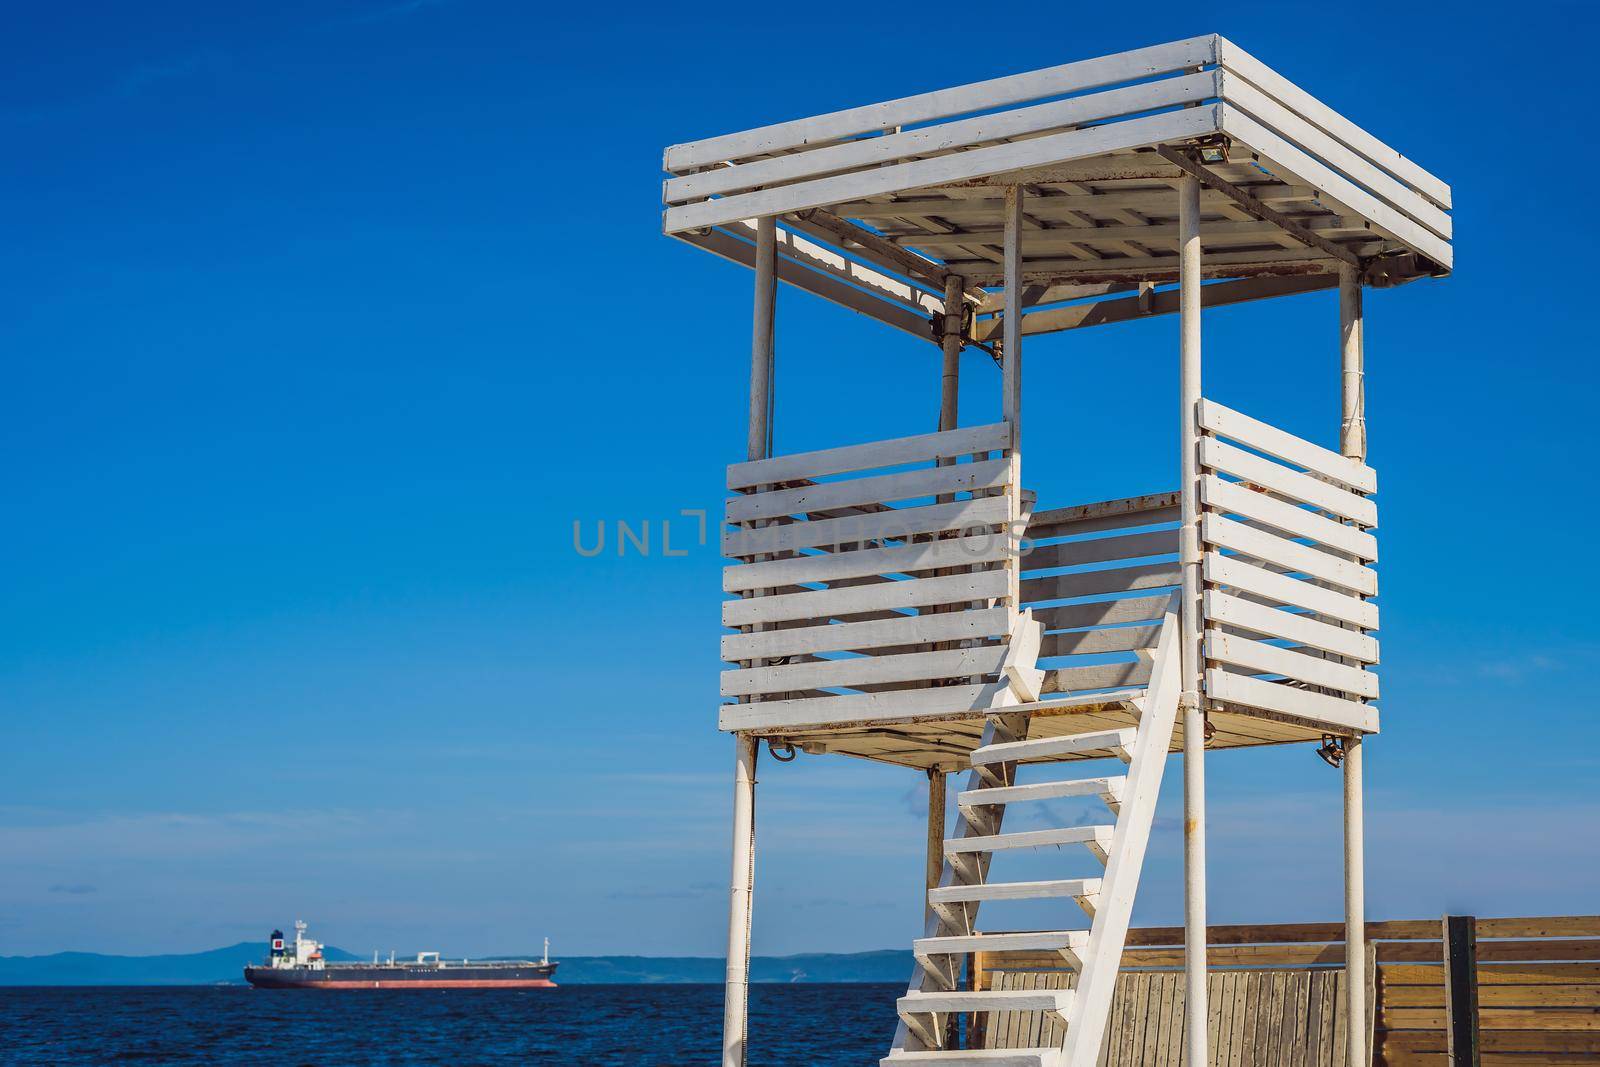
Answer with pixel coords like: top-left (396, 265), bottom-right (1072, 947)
top-left (0, 943), bottom-right (910, 986)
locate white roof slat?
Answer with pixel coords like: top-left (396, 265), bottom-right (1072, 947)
top-left (664, 35), bottom-right (1219, 172)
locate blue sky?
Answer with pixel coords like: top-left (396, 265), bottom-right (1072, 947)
top-left (2, 1), bottom-right (1597, 959)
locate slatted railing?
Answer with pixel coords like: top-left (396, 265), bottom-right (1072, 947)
top-left (1021, 494), bottom-right (1181, 700)
top-left (720, 423), bottom-right (1023, 732)
top-left (1197, 399), bottom-right (1380, 734)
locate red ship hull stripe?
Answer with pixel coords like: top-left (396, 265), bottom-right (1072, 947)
top-left (256, 979), bottom-right (558, 989)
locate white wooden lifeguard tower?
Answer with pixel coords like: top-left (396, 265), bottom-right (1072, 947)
top-left (660, 35), bottom-right (1451, 1067)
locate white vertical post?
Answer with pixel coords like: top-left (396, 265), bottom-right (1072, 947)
top-left (1177, 173), bottom-right (1209, 1067)
top-left (1340, 262), bottom-right (1368, 1067)
top-left (1002, 186), bottom-right (1023, 437)
top-left (724, 214), bottom-right (776, 1067)
top-left (940, 274), bottom-right (964, 433)
top-left (926, 768), bottom-right (947, 926)
top-left (724, 736), bottom-right (759, 1067)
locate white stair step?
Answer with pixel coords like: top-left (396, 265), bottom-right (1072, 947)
top-left (971, 728), bottom-right (1136, 767)
top-left (945, 825), bottom-right (1114, 863)
top-left (881, 1049), bottom-right (1058, 1066)
top-left (929, 878), bottom-right (1101, 914)
top-left (914, 930), bottom-right (1088, 971)
top-left (958, 775), bottom-right (1126, 814)
top-left (899, 988), bottom-right (1074, 1016)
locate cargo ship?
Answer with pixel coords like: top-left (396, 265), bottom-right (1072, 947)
top-left (244, 920), bottom-right (557, 989)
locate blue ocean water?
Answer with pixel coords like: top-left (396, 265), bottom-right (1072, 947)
top-left (0, 984), bottom-right (901, 1064)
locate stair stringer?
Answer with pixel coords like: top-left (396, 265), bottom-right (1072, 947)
top-left (889, 709), bottom-right (1033, 1053)
top-left (1057, 600), bottom-right (1183, 1066)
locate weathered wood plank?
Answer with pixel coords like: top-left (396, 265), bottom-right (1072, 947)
top-left (727, 457), bottom-right (1013, 523)
top-left (722, 568), bottom-right (1010, 626)
top-left (664, 35), bottom-right (1219, 170)
top-left (1215, 36), bottom-right (1451, 209)
top-left (728, 422), bottom-right (1010, 490)
top-left (1039, 624), bottom-right (1163, 658)
top-left (1202, 514), bottom-right (1377, 596)
top-left (666, 105), bottom-right (1222, 232)
top-left (1199, 437), bottom-right (1377, 527)
top-left (1022, 562), bottom-right (1183, 602)
top-left (1034, 595), bottom-right (1179, 631)
top-left (666, 71), bottom-right (1220, 203)
top-left (722, 605), bottom-right (1010, 660)
top-left (1205, 630), bottom-right (1380, 699)
top-left (1205, 590), bottom-right (1377, 663)
top-left (723, 495), bottom-right (1013, 557)
top-left (717, 680), bottom-right (1008, 731)
top-left (1045, 660), bottom-right (1152, 694)
top-left (1197, 399), bottom-right (1376, 493)
top-left (1022, 530), bottom-right (1179, 571)
top-left (1205, 669), bottom-right (1378, 733)
top-left (721, 643), bottom-right (1008, 697)
top-left (724, 532), bottom-right (1012, 592)
top-left (1201, 474), bottom-right (1378, 560)
top-left (1204, 552), bottom-right (1379, 629)
top-left (1219, 103), bottom-right (1452, 267)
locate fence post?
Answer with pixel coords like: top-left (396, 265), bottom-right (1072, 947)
top-left (1443, 915), bottom-right (1480, 1067)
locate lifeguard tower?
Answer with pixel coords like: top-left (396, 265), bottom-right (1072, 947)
top-left (661, 35), bottom-right (1450, 1066)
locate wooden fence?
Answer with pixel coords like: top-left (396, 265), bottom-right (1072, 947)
top-left (971, 915), bottom-right (1600, 1065)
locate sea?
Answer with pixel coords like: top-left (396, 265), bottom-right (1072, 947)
top-left (0, 984), bottom-right (903, 1064)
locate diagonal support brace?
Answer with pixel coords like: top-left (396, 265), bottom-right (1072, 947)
top-left (1154, 144), bottom-right (1363, 270)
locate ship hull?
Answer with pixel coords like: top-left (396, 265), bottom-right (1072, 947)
top-left (244, 963), bottom-right (557, 989)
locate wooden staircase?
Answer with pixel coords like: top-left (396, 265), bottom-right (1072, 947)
top-left (882, 600), bottom-right (1182, 1067)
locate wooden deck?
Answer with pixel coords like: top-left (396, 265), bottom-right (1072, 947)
top-left (967, 916), bottom-right (1600, 1065)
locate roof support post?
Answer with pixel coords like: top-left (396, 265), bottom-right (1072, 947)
top-left (747, 217), bottom-right (777, 462)
top-left (1177, 172), bottom-right (1209, 1067)
top-left (1340, 261), bottom-right (1368, 1067)
top-left (1002, 186), bottom-right (1023, 442)
top-left (724, 215), bottom-right (776, 1067)
top-left (940, 274), bottom-right (965, 433)
top-left (925, 767), bottom-right (947, 927)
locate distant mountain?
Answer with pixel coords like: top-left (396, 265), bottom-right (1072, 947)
top-left (0, 944), bottom-right (909, 986)
top-left (0, 942), bottom-right (361, 987)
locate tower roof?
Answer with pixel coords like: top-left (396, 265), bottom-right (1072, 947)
top-left (661, 36), bottom-right (1451, 340)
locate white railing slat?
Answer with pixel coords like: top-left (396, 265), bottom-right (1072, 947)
top-left (1201, 475), bottom-right (1377, 560)
top-left (718, 682), bottom-right (1009, 732)
top-left (722, 495), bottom-right (1011, 558)
top-left (1202, 514), bottom-right (1377, 596)
top-left (1204, 630), bottom-right (1379, 699)
top-left (723, 533), bottom-right (1010, 592)
top-left (1205, 669), bottom-right (1377, 733)
top-left (721, 606), bottom-right (1008, 662)
top-left (1039, 624), bottom-right (1164, 658)
top-left (727, 422), bottom-right (1010, 490)
top-left (666, 72), bottom-right (1219, 204)
top-left (723, 568), bottom-right (1009, 628)
top-left (1043, 661), bottom-right (1153, 694)
top-left (1199, 437), bottom-right (1377, 526)
top-left (727, 456), bottom-right (1012, 523)
top-left (722, 644), bottom-right (1010, 698)
top-left (1197, 399), bottom-right (1376, 493)
top-left (1020, 529), bottom-right (1179, 572)
top-left (1021, 562), bottom-right (1182, 603)
top-left (664, 35), bottom-right (1218, 171)
top-left (1033, 595), bottom-right (1177, 632)
top-left (1203, 553), bottom-right (1378, 629)
top-left (1204, 591), bottom-right (1377, 663)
